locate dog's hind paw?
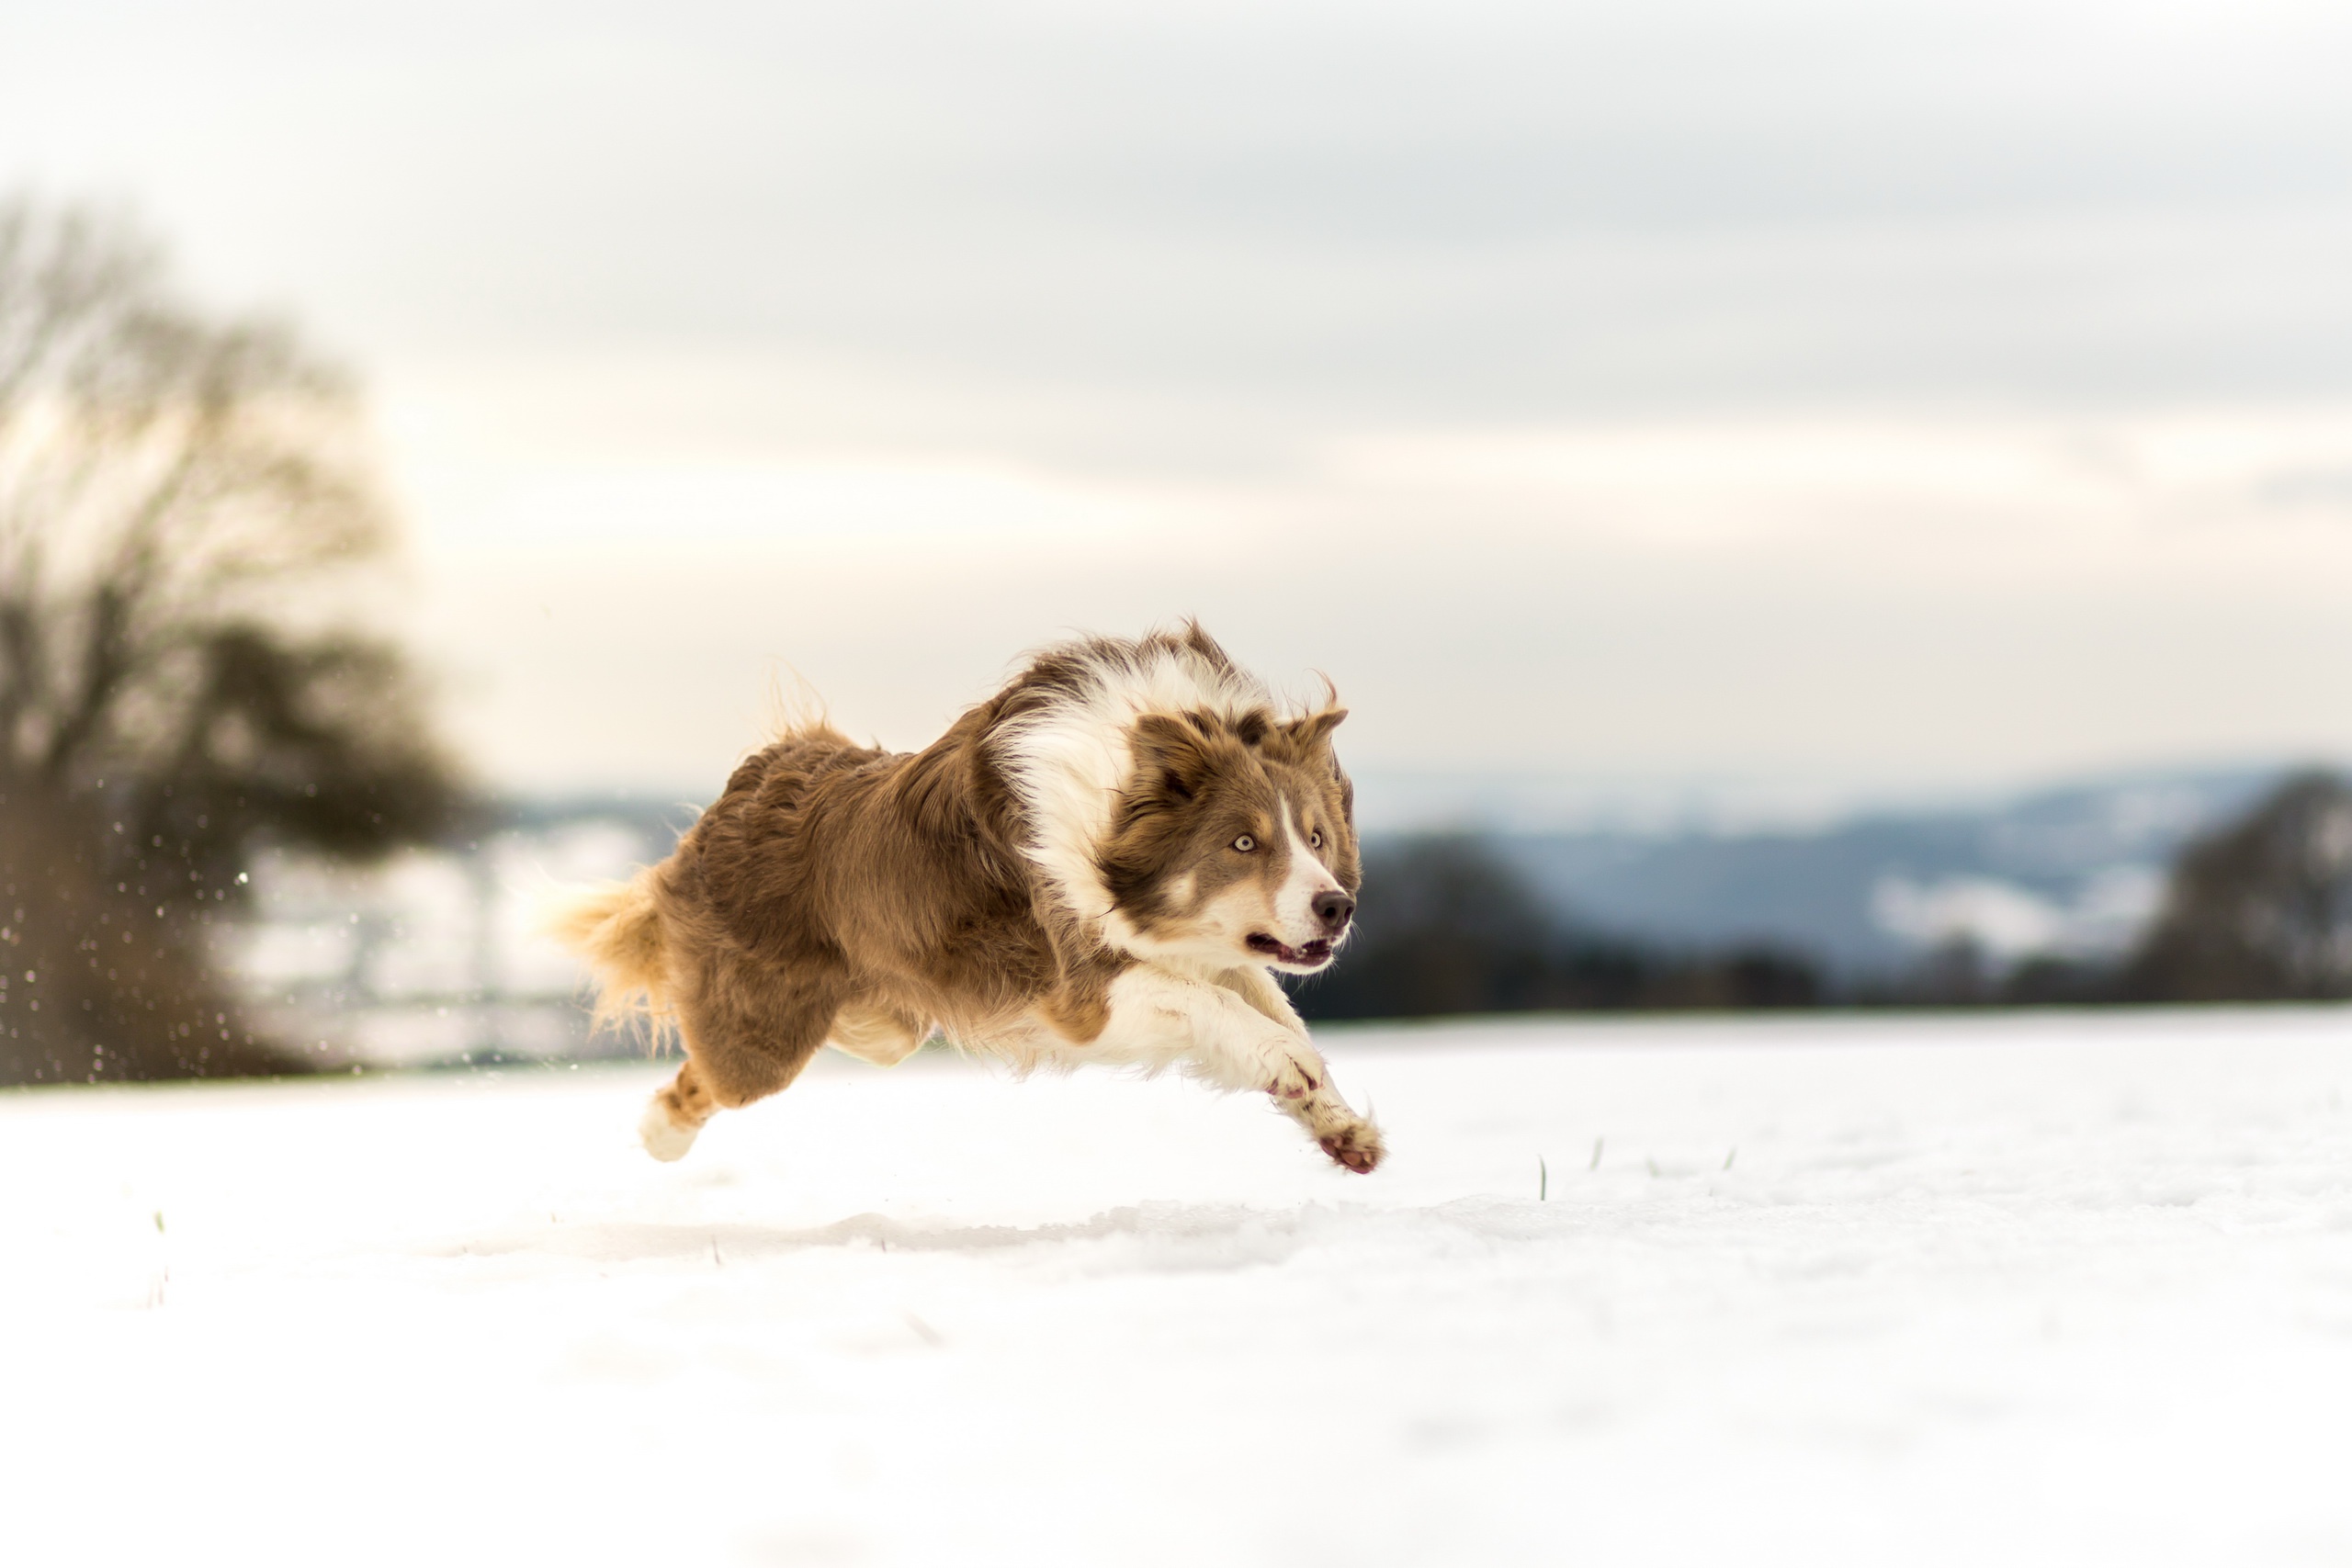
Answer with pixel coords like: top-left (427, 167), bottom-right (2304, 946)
top-left (1316, 1116), bottom-right (1385, 1175)
top-left (639, 1096), bottom-right (701, 1162)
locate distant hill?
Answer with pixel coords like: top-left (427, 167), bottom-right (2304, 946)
top-left (1454, 766), bottom-right (2289, 981)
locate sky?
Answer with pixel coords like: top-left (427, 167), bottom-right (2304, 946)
top-left (6, 0), bottom-right (2352, 824)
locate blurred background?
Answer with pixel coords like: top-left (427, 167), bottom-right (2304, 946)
top-left (6, 0), bottom-right (2352, 1082)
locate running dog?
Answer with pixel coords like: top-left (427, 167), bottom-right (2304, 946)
top-left (550, 625), bottom-right (1384, 1173)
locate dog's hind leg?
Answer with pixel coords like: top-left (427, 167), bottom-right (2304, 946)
top-left (639, 958), bottom-right (844, 1161)
top-left (640, 1057), bottom-right (718, 1162)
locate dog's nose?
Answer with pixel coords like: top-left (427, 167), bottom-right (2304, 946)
top-left (1312, 890), bottom-right (1354, 932)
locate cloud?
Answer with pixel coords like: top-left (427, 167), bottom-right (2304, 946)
top-left (13, 1), bottom-right (2352, 799)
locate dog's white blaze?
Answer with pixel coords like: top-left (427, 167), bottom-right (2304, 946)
top-left (1274, 797), bottom-right (1345, 944)
top-left (992, 638), bottom-right (1267, 948)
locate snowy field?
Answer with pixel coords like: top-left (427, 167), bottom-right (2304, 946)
top-left (8, 1009), bottom-right (2352, 1566)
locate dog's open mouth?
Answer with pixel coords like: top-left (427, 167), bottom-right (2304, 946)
top-left (1247, 933), bottom-right (1335, 967)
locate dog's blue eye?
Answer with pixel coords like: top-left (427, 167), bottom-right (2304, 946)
top-left (1308, 829), bottom-right (1323, 850)
top-left (1233, 834), bottom-right (1256, 852)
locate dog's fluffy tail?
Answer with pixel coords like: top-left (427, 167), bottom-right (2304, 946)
top-left (545, 869), bottom-right (676, 1050)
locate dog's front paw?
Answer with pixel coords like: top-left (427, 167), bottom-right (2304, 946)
top-left (1316, 1114), bottom-right (1385, 1175)
top-left (1259, 1036), bottom-right (1324, 1103)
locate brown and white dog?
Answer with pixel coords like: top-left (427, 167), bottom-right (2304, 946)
top-left (549, 625), bottom-right (1385, 1173)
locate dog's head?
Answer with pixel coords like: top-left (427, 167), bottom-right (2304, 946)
top-left (1098, 705), bottom-right (1359, 972)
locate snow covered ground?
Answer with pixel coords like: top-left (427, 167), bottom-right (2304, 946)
top-left (7, 1008), bottom-right (2352, 1566)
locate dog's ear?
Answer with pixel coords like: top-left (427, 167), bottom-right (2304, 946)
top-left (1278, 706), bottom-right (1348, 756)
top-left (1132, 712), bottom-right (1220, 801)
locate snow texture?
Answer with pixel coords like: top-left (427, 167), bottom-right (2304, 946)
top-left (7, 1009), bottom-right (2352, 1565)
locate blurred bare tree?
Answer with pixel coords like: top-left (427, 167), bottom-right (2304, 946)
top-left (2123, 772), bottom-right (2352, 1001)
top-left (0, 197), bottom-right (463, 1086)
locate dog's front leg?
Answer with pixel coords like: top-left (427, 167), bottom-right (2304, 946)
top-left (1208, 964), bottom-right (1385, 1174)
top-left (1081, 965), bottom-right (1385, 1174)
